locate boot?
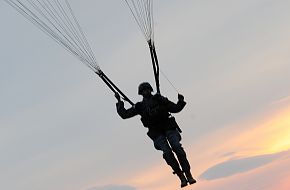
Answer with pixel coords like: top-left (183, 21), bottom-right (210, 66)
top-left (176, 171), bottom-right (188, 188)
top-left (185, 171), bottom-right (196, 185)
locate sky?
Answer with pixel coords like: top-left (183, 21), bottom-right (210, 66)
top-left (1, 0), bottom-right (290, 190)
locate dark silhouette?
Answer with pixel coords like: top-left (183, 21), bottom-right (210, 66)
top-left (115, 82), bottom-right (196, 188)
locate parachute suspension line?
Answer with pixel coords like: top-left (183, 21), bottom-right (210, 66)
top-left (64, 0), bottom-right (97, 67)
top-left (45, 0), bottom-right (95, 64)
top-left (33, 0), bottom-right (95, 66)
top-left (160, 69), bottom-right (179, 94)
top-left (5, 0), bottom-right (134, 104)
top-left (4, 0), bottom-right (100, 73)
top-left (125, 1), bottom-right (181, 95)
top-left (124, 0), bottom-right (154, 42)
top-left (125, 0), bottom-right (162, 93)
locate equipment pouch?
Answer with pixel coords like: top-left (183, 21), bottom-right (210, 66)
top-left (168, 117), bottom-right (182, 133)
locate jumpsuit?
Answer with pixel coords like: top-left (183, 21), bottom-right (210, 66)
top-left (116, 94), bottom-right (191, 173)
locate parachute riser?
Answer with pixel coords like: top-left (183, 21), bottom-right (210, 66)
top-left (148, 40), bottom-right (160, 94)
top-left (96, 70), bottom-right (134, 106)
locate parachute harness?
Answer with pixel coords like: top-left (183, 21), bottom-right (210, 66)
top-left (98, 71), bottom-right (134, 106)
top-left (148, 39), bottom-right (160, 94)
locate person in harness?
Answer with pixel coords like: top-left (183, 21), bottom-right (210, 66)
top-left (115, 82), bottom-right (196, 188)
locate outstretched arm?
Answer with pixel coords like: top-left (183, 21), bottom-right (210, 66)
top-left (115, 93), bottom-right (138, 119)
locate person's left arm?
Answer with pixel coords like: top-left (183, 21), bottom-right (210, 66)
top-left (164, 94), bottom-right (186, 113)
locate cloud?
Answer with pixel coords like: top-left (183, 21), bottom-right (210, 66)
top-left (221, 152), bottom-right (236, 158)
top-left (200, 151), bottom-right (288, 180)
top-left (87, 185), bottom-right (136, 190)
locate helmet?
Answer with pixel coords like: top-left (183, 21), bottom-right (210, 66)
top-left (138, 82), bottom-right (153, 95)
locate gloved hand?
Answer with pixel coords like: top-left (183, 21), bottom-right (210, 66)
top-left (178, 94), bottom-right (184, 101)
top-left (115, 93), bottom-right (121, 102)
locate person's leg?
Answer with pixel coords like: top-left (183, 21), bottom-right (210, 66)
top-left (153, 134), bottom-right (188, 187)
top-left (153, 134), bottom-right (181, 172)
top-left (166, 130), bottom-right (196, 184)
